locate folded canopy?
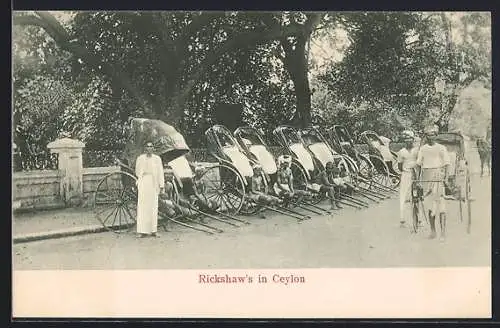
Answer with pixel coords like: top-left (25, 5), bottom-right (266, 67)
top-left (123, 117), bottom-right (191, 167)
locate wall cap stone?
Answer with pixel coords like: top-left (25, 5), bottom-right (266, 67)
top-left (47, 138), bottom-right (85, 151)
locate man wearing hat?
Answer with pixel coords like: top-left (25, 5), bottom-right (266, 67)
top-left (396, 130), bottom-right (419, 228)
top-left (416, 124), bottom-right (451, 241)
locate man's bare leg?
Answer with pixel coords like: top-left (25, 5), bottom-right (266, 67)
top-left (439, 213), bottom-right (446, 241)
top-left (428, 210), bottom-right (437, 239)
top-left (328, 188), bottom-right (337, 210)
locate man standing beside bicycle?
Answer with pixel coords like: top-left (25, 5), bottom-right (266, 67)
top-left (416, 124), bottom-right (451, 241)
top-left (396, 130), bottom-right (420, 229)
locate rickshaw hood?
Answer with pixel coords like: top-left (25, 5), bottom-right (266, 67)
top-left (124, 118), bottom-right (190, 165)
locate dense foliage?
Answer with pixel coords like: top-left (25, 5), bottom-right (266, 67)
top-left (13, 11), bottom-right (491, 168)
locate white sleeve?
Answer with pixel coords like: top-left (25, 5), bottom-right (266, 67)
top-left (396, 149), bottom-right (404, 163)
top-left (416, 147), bottom-right (423, 166)
top-left (135, 155), bottom-right (143, 177)
top-left (157, 156), bottom-right (165, 189)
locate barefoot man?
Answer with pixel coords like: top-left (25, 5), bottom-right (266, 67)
top-left (135, 141), bottom-right (165, 238)
top-left (396, 130), bottom-right (419, 227)
top-left (416, 125), bottom-right (451, 241)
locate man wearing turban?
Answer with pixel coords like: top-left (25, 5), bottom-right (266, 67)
top-left (416, 125), bottom-right (451, 241)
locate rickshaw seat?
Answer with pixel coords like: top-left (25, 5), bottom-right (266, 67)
top-left (168, 155), bottom-right (194, 179)
top-left (308, 142), bottom-right (335, 168)
top-left (289, 143), bottom-right (315, 172)
top-left (249, 145), bottom-right (277, 175)
top-left (222, 146), bottom-right (254, 178)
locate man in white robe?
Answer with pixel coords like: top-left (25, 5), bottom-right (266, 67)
top-left (135, 142), bottom-right (165, 237)
top-left (396, 130), bottom-right (419, 228)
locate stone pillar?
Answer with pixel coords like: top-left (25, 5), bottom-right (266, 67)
top-left (47, 138), bottom-right (85, 206)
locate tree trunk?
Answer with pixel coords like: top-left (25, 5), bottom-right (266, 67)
top-left (435, 92), bottom-right (459, 132)
top-left (281, 36), bottom-right (312, 128)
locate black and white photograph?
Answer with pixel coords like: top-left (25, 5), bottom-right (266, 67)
top-left (12, 10), bottom-right (492, 318)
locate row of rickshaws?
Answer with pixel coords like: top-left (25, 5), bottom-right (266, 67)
top-left (93, 118), bottom-right (472, 235)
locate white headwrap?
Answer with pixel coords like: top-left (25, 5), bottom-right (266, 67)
top-left (277, 155), bottom-right (292, 166)
top-left (402, 130), bottom-right (415, 139)
top-left (424, 124), bottom-right (439, 135)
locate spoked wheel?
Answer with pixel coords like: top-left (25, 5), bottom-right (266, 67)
top-left (93, 171), bottom-right (137, 233)
top-left (356, 154), bottom-right (375, 189)
top-left (290, 161), bottom-right (321, 204)
top-left (290, 161), bottom-right (309, 192)
top-left (239, 171), bottom-right (269, 215)
top-left (341, 155), bottom-right (361, 184)
top-left (368, 155), bottom-right (394, 190)
top-left (386, 160), bottom-right (402, 188)
top-left (197, 164), bottom-right (245, 215)
top-left (358, 155), bottom-right (375, 180)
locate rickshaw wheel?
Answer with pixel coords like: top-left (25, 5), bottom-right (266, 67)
top-left (389, 174), bottom-right (401, 188)
top-left (341, 155), bottom-right (363, 186)
top-left (357, 154), bottom-right (374, 178)
top-left (290, 161), bottom-right (321, 204)
top-left (93, 171), bottom-right (137, 234)
top-left (290, 161), bottom-right (309, 192)
top-left (354, 155), bottom-right (374, 189)
top-left (368, 155), bottom-right (392, 189)
top-left (197, 164), bottom-right (245, 215)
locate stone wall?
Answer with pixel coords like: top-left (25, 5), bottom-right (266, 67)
top-left (12, 170), bottom-right (64, 211)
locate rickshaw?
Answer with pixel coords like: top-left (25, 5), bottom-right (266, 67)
top-left (272, 125), bottom-right (367, 209)
top-left (412, 132), bottom-right (472, 234)
top-left (92, 118), bottom-right (245, 235)
top-left (233, 125), bottom-right (332, 216)
top-left (205, 124), bottom-right (310, 221)
top-left (327, 125), bottom-right (396, 194)
top-left (359, 130), bottom-right (401, 188)
top-left (300, 126), bottom-right (388, 203)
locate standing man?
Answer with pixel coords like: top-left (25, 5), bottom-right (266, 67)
top-left (416, 125), bottom-right (451, 241)
top-left (476, 137), bottom-right (491, 177)
top-left (135, 141), bottom-right (165, 238)
top-left (396, 130), bottom-right (419, 227)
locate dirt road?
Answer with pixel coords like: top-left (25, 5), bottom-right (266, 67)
top-left (13, 175), bottom-right (490, 270)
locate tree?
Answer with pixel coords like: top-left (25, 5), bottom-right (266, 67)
top-left (317, 11), bottom-right (490, 134)
top-left (430, 12), bottom-right (491, 131)
top-left (13, 11), bottom-right (329, 130)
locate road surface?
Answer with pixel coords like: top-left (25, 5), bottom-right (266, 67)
top-left (13, 176), bottom-right (490, 270)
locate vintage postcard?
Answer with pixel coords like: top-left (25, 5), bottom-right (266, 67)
top-left (12, 10), bottom-right (491, 318)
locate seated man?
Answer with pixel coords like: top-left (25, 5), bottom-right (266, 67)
top-left (276, 155), bottom-right (316, 204)
top-left (337, 165), bottom-right (358, 194)
top-left (158, 168), bottom-right (191, 217)
top-left (248, 164), bottom-right (281, 205)
top-left (273, 155), bottom-right (294, 199)
top-left (273, 155), bottom-right (310, 203)
top-left (245, 164), bottom-right (282, 218)
top-left (312, 163), bottom-right (342, 210)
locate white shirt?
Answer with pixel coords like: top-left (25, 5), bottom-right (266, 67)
top-left (416, 143), bottom-right (450, 169)
top-left (397, 146), bottom-right (419, 172)
top-left (135, 154), bottom-right (165, 190)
